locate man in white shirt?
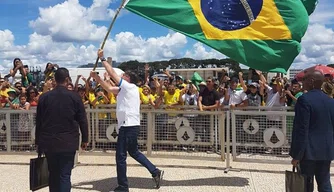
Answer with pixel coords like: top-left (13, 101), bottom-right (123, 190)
top-left (90, 49), bottom-right (163, 192)
top-left (224, 77), bottom-right (248, 108)
top-left (224, 77), bottom-right (248, 152)
top-left (263, 77), bottom-right (286, 154)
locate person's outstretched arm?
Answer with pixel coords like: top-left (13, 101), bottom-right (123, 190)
top-left (97, 49), bottom-right (121, 85)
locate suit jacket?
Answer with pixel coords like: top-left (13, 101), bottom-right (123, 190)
top-left (36, 86), bottom-right (88, 153)
top-left (290, 89), bottom-right (334, 161)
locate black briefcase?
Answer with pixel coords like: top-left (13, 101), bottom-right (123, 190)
top-left (29, 153), bottom-right (49, 191)
top-left (285, 165), bottom-right (307, 192)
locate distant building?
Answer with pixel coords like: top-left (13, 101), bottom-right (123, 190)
top-left (77, 57), bottom-right (118, 68)
top-left (168, 67), bottom-right (229, 81)
top-left (288, 68), bottom-right (303, 80)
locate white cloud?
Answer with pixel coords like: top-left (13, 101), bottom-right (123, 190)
top-left (29, 0), bottom-right (116, 42)
top-left (184, 42), bottom-right (226, 60)
top-left (111, 31), bottom-right (187, 61)
top-left (0, 30), bottom-right (15, 51)
top-left (0, 30), bottom-right (187, 74)
top-left (292, 24), bottom-right (334, 69)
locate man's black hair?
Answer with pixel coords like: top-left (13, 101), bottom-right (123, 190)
top-left (124, 71), bottom-right (138, 84)
top-left (54, 67), bottom-right (70, 84)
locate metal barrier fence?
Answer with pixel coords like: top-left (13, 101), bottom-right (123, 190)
top-left (229, 107), bottom-right (294, 164)
top-left (0, 106), bottom-right (225, 160)
top-left (0, 105), bottom-right (296, 169)
top-left (88, 106), bottom-right (225, 160)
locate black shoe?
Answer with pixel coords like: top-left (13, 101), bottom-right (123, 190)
top-left (153, 169), bottom-right (164, 189)
top-left (109, 186), bottom-right (129, 192)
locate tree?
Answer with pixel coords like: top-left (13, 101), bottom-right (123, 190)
top-left (117, 57), bottom-right (241, 78)
top-left (327, 64), bottom-right (334, 68)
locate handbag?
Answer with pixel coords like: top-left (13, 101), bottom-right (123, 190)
top-left (29, 152), bottom-right (49, 191)
top-left (285, 165), bottom-right (307, 192)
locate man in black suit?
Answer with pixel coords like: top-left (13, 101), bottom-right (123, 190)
top-left (290, 71), bottom-right (334, 192)
top-left (36, 68), bottom-right (88, 192)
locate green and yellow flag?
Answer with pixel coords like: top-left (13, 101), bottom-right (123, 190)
top-left (124, 0), bottom-right (315, 73)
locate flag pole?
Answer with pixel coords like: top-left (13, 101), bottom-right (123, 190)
top-left (92, 0), bottom-right (127, 71)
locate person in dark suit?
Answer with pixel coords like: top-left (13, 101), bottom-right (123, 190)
top-left (290, 71), bottom-right (334, 192)
top-left (36, 68), bottom-right (88, 192)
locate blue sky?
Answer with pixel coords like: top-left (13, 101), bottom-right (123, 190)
top-left (0, 0), bottom-right (333, 72)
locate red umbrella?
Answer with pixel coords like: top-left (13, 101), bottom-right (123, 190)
top-left (294, 64), bottom-right (334, 81)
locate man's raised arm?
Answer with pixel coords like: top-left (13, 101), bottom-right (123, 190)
top-left (98, 49), bottom-right (121, 85)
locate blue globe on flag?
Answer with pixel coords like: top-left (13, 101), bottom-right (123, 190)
top-left (201, 0), bottom-right (263, 31)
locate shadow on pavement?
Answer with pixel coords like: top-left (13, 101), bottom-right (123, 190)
top-left (72, 176), bottom-right (249, 191)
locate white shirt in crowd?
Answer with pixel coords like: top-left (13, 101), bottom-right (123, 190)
top-left (182, 94), bottom-right (198, 106)
top-left (220, 97), bottom-right (225, 105)
top-left (228, 89), bottom-right (248, 105)
top-left (182, 93), bottom-right (198, 117)
top-left (265, 85), bottom-right (284, 107)
top-left (116, 79), bottom-right (141, 128)
top-left (265, 85), bottom-right (284, 121)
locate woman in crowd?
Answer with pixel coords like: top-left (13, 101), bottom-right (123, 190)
top-left (44, 63), bottom-right (58, 79)
top-left (26, 86), bottom-right (39, 107)
top-left (140, 85), bottom-right (155, 106)
top-left (9, 58), bottom-right (26, 78)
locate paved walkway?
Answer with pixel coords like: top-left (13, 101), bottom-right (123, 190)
top-left (0, 153), bottom-right (333, 192)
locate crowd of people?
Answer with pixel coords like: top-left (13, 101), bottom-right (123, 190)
top-left (2, 59), bottom-right (333, 112)
top-left (0, 58), bottom-right (321, 111)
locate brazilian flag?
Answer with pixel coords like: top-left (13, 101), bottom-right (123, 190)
top-left (124, 0), bottom-right (317, 73)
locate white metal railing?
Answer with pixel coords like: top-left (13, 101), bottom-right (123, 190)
top-left (0, 105), bottom-right (296, 169)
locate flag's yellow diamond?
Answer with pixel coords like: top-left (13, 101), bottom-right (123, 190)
top-left (188, 0), bottom-right (292, 40)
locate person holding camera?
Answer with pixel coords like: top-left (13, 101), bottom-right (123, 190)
top-left (285, 80), bottom-right (303, 106)
top-left (10, 58), bottom-right (26, 78)
top-left (44, 62), bottom-right (59, 79)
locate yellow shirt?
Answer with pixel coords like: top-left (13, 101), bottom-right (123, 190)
top-left (138, 87), bottom-right (143, 94)
top-left (151, 92), bottom-right (158, 100)
top-left (163, 91), bottom-right (180, 105)
top-left (88, 92), bottom-right (95, 103)
top-left (89, 93), bottom-right (108, 119)
top-left (0, 88), bottom-right (9, 98)
top-left (108, 93), bottom-right (117, 104)
top-left (107, 93), bottom-right (117, 119)
top-left (141, 94), bottom-right (155, 105)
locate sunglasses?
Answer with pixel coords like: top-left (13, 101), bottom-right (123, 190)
top-left (29, 91), bottom-right (36, 94)
top-left (206, 81), bottom-right (212, 83)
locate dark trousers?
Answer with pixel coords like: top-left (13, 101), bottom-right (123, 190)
top-left (116, 126), bottom-right (158, 188)
top-left (300, 160), bottom-right (332, 192)
top-left (45, 151), bottom-right (76, 192)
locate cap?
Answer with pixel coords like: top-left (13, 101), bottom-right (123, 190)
top-left (176, 75), bottom-right (184, 80)
top-left (199, 81), bottom-right (206, 86)
top-left (7, 88), bottom-right (16, 94)
top-left (248, 82), bottom-right (259, 88)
